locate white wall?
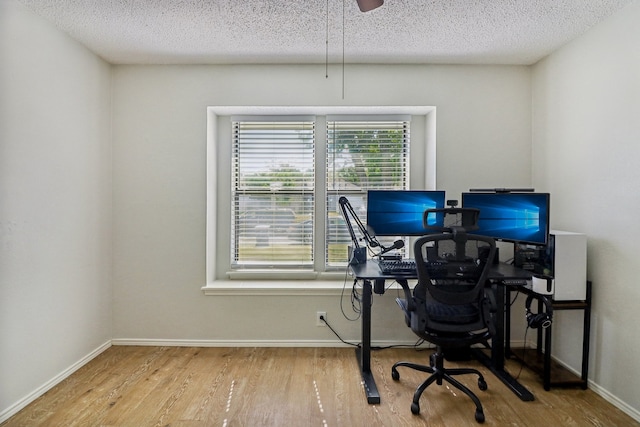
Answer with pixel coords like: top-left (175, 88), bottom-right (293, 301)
top-left (111, 63), bottom-right (532, 344)
top-left (532, 0), bottom-right (640, 416)
top-left (0, 0), bottom-right (112, 419)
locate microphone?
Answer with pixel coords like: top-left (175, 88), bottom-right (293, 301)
top-left (378, 239), bottom-right (404, 256)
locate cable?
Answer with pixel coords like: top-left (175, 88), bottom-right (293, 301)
top-left (319, 314), bottom-right (432, 351)
top-left (372, 341), bottom-right (432, 351)
top-left (349, 279), bottom-right (363, 316)
top-left (319, 314), bottom-right (359, 347)
top-left (340, 267), bottom-right (361, 321)
top-left (508, 289), bottom-right (520, 308)
top-left (387, 278), bottom-right (403, 293)
top-left (342, 0), bottom-right (345, 99)
top-left (325, 0), bottom-right (329, 79)
top-left (515, 325), bottom-right (530, 380)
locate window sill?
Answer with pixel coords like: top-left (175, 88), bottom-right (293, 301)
top-left (227, 269), bottom-right (321, 281)
top-left (201, 278), bottom-right (350, 296)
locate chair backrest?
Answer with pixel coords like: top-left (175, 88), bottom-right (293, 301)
top-left (411, 216), bottom-right (496, 336)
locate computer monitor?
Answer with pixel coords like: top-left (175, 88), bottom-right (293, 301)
top-left (366, 190), bottom-right (446, 236)
top-left (461, 192), bottom-right (550, 246)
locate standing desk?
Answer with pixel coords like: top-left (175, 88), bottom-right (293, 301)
top-left (349, 260), bottom-right (534, 404)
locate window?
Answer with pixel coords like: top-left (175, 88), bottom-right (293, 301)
top-left (231, 118), bottom-right (315, 269)
top-left (326, 118), bottom-right (410, 266)
top-left (230, 115), bottom-right (410, 272)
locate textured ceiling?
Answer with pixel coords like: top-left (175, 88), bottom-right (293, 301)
top-left (17, 0), bottom-right (635, 65)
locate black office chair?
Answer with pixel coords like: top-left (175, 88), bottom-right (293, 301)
top-left (392, 208), bottom-right (497, 423)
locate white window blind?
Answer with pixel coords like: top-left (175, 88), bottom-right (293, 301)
top-left (230, 116), bottom-right (410, 272)
top-left (326, 119), bottom-right (410, 266)
top-left (231, 119), bottom-right (315, 268)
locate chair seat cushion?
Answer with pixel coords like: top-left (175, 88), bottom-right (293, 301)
top-left (426, 300), bottom-right (479, 324)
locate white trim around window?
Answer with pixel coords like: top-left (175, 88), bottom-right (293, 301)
top-left (203, 106), bottom-right (436, 294)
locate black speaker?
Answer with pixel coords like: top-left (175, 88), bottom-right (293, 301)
top-left (525, 294), bottom-right (552, 329)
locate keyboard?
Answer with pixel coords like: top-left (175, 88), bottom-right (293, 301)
top-left (501, 279), bottom-right (530, 287)
top-left (379, 259), bottom-right (416, 274)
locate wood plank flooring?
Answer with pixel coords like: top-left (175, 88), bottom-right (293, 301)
top-left (2, 346), bottom-right (638, 426)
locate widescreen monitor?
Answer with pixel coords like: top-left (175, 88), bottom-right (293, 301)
top-left (366, 190), bottom-right (446, 236)
top-left (461, 192), bottom-right (550, 246)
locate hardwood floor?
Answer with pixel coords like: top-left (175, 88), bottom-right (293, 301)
top-left (2, 346), bottom-right (638, 426)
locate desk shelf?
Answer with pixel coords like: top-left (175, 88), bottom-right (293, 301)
top-left (505, 281), bottom-right (592, 391)
top-left (509, 348), bottom-right (587, 387)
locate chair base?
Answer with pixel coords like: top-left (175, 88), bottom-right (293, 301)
top-left (392, 349), bottom-right (487, 423)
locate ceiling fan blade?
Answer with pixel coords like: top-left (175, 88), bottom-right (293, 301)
top-left (356, 0), bottom-right (384, 12)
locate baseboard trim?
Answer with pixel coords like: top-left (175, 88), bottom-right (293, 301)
top-left (588, 381), bottom-right (640, 423)
top-left (0, 340), bottom-right (112, 424)
top-left (111, 338), bottom-right (422, 348)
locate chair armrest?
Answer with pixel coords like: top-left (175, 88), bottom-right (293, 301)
top-left (485, 282), bottom-right (497, 313)
top-left (395, 279), bottom-right (415, 327)
top-left (483, 282), bottom-right (498, 335)
top-left (396, 279), bottom-right (414, 312)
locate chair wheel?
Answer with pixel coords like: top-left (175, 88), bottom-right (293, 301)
top-left (478, 377), bottom-right (488, 391)
top-left (391, 369), bottom-right (400, 381)
top-left (475, 409), bottom-right (485, 423)
top-left (411, 402), bottom-right (420, 415)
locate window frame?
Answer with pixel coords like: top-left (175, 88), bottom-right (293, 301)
top-left (204, 106), bottom-right (436, 293)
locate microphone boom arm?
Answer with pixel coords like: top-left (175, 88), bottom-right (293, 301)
top-left (338, 196), bottom-right (378, 249)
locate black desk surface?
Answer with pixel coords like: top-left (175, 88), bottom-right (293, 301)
top-left (350, 259), bottom-right (532, 282)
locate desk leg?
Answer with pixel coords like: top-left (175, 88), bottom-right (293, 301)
top-left (356, 279), bottom-right (381, 404)
top-left (494, 284), bottom-right (506, 369)
top-left (544, 319), bottom-right (552, 391)
top-left (473, 283), bottom-right (535, 402)
top-left (505, 288), bottom-right (513, 358)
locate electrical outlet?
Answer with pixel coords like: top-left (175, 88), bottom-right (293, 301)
top-left (316, 311), bottom-right (327, 326)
